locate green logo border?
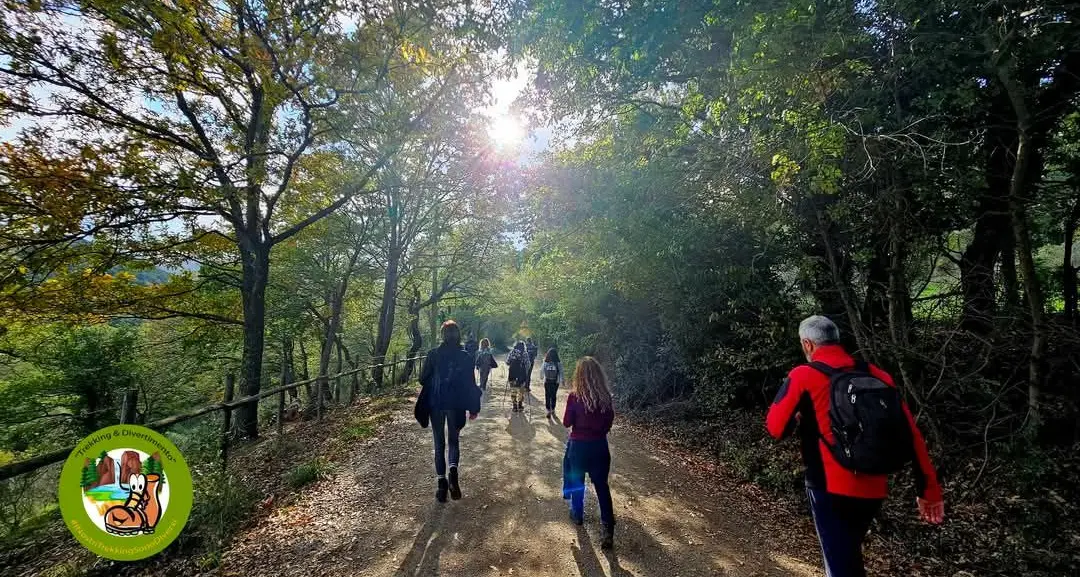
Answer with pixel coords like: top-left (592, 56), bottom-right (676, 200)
top-left (58, 425), bottom-right (194, 561)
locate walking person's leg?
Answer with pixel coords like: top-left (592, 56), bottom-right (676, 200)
top-left (586, 440), bottom-right (615, 548)
top-left (447, 413), bottom-right (463, 500)
top-left (544, 380), bottom-right (558, 416)
top-left (832, 495), bottom-right (883, 577)
top-left (479, 367), bottom-right (490, 391)
top-left (431, 411), bottom-right (449, 503)
top-left (807, 487), bottom-right (874, 577)
top-left (563, 441), bottom-right (586, 524)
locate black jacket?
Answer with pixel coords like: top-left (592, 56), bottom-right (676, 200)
top-left (415, 343), bottom-right (481, 429)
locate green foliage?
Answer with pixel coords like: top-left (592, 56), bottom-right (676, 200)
top-left (286, 458), bottom-right (334, 490)
top-left (186, 469), bottom-right (260, 555)
top-left (0, 324), bottom-right (140, 455)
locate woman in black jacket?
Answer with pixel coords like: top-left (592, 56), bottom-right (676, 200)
top-left (417, 320), bottom-right (482, 502)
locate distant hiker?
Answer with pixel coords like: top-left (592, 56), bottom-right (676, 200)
top-left (416, 320), bottom-right (481, 503)
top-left (476, 338), bottom-right (498, 391)
top-left (525, 337), bottom-right (539, 388)
top-left (766, 315), bottom-right (944, 577)
top-left (540, 347), bottom-right (564, 419)
top-left (465, 333), bottom-right (479, 366)
top-left (562, 356), bottom-right (615, 549)
top-left (506, 341), bottom-right (531, 413)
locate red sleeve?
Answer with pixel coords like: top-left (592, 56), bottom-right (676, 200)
top-left (766, 369), bottom-right (804, 439)
top-left (870, 365), bottom-right (943, 502)
top-left (562, 393), bottom-right (576, 428)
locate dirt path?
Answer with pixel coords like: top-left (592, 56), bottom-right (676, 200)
top-left (220, 359), bottom-right (823, 577)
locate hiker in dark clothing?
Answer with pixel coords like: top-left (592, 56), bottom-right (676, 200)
top-left (540, 347), bottom-right (563, 419)
top-left (767, 315), bottom-right (944, 577)
top-left (562, 356), bottom-right (615, 549)
top-left (525, 337), bottom-right (538, 388)
top-left (506, 341), bottom-right (530, 413)
top-left (417, 320), bottom-right (481, 503)
top-left (475, 338), bottom-right (497, 391)
top-left (465, 333), bottom-right (479, 367)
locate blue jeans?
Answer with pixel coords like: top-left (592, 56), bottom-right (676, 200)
top-left (430, 410), bottom-right (460, 477)
top-left (562, 439), bottom-right (614, 526)
top-left (806, 487), bottom-right (883, 577)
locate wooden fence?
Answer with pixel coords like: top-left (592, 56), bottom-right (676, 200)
top-left (0, 353), bottom-right (424, 482)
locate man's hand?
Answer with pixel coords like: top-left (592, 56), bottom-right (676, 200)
top-left (468, 412), bottom-right (478, 421)
top-left (917, 497), bottom-right (944, 524)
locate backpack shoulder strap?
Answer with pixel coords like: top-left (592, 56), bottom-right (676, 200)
top-left (808, 361), bottom-right (839, 377)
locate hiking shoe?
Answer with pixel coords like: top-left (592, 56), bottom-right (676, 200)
top-left (569, 509), bottom-right (584, 526)
top-left (436, 478), bottom-right (449, 503)
top-left (600, 524), bottom-right (614, 549)
top-left (448, 467), bottom-right (462, 501)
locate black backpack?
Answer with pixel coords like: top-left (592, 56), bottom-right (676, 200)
top-left (509, 351), bottom-right (528, 381)
top-left (809, 361), bottom-right (914, 475)
top-left (544, 363), bottom-right (559, 382)
top-left (477, 350), bottom-right (493, 368)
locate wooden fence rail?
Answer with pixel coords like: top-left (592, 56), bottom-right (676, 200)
top-left (0, 355), bottom-right (424, 482)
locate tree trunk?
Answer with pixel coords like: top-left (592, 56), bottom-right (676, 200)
top-left (813, 206), bottom-right (873, 360)
top-left (862, 242), bottom-right (891, 338)
top-left (335, 342), bottom-right (344, 402)
top-left (991, 49), bottom-right (1048, 431)
top-left (373, 243), bottom-right (401, 387)
top-left (333, 335), bottom-right (360, 403)
top-left (428, 264), bottom-right (440, 345)
top-left (960, 96), bottom-right (1015, 335)
top-left (997, 233), bottom-right (1018, 313)
top-left (403, 290), bottom-right (424, 383)
top-left (1012, 192), bottom-right (1046, 430)
top-left (1064, 195), bottom-right (1080, 324)
top-left (236, 242), bottom-right (270, 439)
top-left (299, 338), bottom-right (313, 401)
top-left (285, 337), bottom-right (298, 401)
top-left (317, 290), bottom-right (343, 409)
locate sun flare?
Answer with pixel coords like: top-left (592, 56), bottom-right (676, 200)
top-left (487, 114), bottom-right (525, 148)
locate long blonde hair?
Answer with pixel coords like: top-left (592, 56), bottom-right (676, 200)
top-left (571, 357), bottom-right (613, 413)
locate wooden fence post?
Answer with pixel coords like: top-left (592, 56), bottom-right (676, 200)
top-left (120, 389), bottom-right (138, 424)
top-left (220, 374), bottom-right (235, 470)
top-left (391, 353), bottom-right (398, 388)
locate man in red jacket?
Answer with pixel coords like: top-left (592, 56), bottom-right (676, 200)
top-left (767, 315), bottom-right (944, 577)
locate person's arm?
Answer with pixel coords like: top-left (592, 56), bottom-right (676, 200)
top-left (869, 365), bottom-right (944, 523)
top-left (462, 352), bottom-right (481, 417)
top-left (562, 394), bottom-right (576, 428)
top-left (419, 350), bottom-right (436, 390)
top-left (766, 369), bottom-right (804, 440)
top-left (903, 402), bottom-right (943, 514)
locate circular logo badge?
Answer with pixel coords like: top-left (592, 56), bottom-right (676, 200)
top-left (58, 425), bottom-right (193, 561)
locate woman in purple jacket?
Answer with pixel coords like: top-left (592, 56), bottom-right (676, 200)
top-left (562, 356), bottom-right (616, 549)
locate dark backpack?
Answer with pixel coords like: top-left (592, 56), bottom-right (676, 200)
top-left (509, 351), bottom-right (528, 381)
top-left (431, 355), bottom-right (457, 407)
top-left (544, 363), bottom-right (559, 382)
top-left (809, 361), bottom-right (914, 475)
top-left (477, 350), bottom-right (493, 368)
